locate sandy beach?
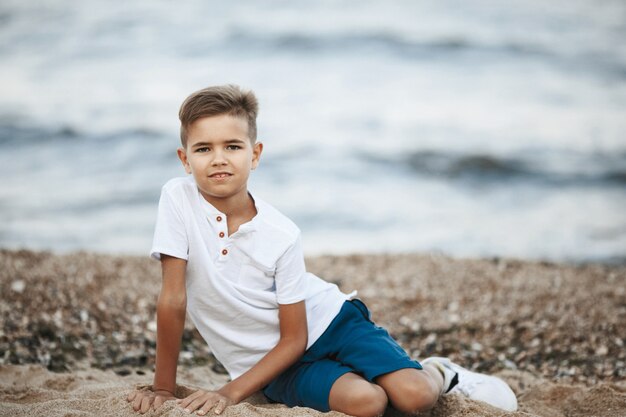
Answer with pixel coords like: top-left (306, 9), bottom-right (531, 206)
top-left (1, 249), bottom-right (624, 416)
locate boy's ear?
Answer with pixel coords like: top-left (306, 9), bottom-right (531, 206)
top-left (177, 147), bottom-right (192, 174)
top-left (251, 142), bottom-right (263, 170)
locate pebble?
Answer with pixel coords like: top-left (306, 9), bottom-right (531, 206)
top-left (471, 342), bottom-right (483, 352)
top-left (11, 280), bottom-right (25, 293)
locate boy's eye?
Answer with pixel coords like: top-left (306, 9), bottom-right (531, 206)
top-left (196, 147), bottom-right (210, 153)
top-left (226, 145), bottom-right (241, 150)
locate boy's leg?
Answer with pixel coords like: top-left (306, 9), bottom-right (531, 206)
top-left (328, 372), bottom-right (388, 417)
top-left (375, 366), bottom-right (444, 414)
top-left (264, 359), bottom-right (387, 417)
top-left (326, 300), bottom-right (517, 412)
top-left (375, 360), bottom-right (519, 413)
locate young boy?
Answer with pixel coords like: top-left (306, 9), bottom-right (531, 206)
top-left (127, 85), bottom-right (517, 416)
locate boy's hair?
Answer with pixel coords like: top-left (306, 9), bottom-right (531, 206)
top-left (179, 84), bottom-right (259, 147)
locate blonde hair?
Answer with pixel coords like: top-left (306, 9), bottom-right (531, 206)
top-left (178, 84), bottom-right (258, 147)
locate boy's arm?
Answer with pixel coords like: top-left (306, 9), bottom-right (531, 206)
top-left (128, 254), bottom-right (187, 413)
top-left (178, 301), bottom-right (308, 415)
top-left (153, 254), bottom-right (188, 393)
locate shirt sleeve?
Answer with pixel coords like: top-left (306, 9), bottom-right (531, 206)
top-left (150, 186), bottom-right (189, 261)
top-left (274, 233), bottom-right (308, 305)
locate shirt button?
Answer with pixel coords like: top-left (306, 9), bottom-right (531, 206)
top-left (216, 216), bottom-right (223, 222)
top-left (219, 232), bottom-right (225, 238)
top-left (221, 249), bottom-right (228, 256)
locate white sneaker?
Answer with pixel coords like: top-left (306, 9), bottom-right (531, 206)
top-left (422, 357), bottom-right (518, 412)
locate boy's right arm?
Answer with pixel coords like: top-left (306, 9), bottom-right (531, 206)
top-left (128, 254), bottom-right (187, 413)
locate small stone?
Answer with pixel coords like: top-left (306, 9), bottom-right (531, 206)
top-left (399, 316), bottom-right (412, 326)
top-left (147, 321), bottom-right (157, 332)
top-left (212, 361), bottom-right (228, 375)
top-left (114, 367), bottom-right (132, 376)
top-left (503, 359), bottom-right (517, 369)
top-left (471, 342), bottom-right (483, 351)
top-left (48, 352), bottom-right (68, 372)
top-left (112, 332), bottom-right (125, 342)
top-left (11, 280), bottom-right (25, 293)
top-left (595, 345), bottom-right (608, 356)
top-left (53, 310), bottom-right (63, 327)
top-left (398, 316), bottom-right (421, 332)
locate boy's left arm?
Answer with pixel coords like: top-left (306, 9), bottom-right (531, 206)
top-left (177, 301), bottom-right (308, 415)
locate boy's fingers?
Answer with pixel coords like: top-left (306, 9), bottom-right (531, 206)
top-left (132, 394), bottom-right (143, 411)
top-left (127, 391), bottom-right (136, 402)
top-left (184, 396), bottom-right (209, 413)
top-left (196, 398), bottom-right (217, 416)
top-left (196, 399), bottom-right (216, 415)
top-left (140, 396), bottom-right (153, 414)
top-left (213, 399), bottom-right (227, 415)
top-left (153, 396), bottom-right (163, 409)
top-left (179, 390), bottom-right (203, 409)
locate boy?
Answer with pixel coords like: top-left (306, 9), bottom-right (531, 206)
top-left (127, 85), bottom-right (517, 416)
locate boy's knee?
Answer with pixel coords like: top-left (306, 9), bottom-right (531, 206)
top-left (389, 377), bottom-right (440, 414)
top-left (341, 383), bottom-right (388, 417)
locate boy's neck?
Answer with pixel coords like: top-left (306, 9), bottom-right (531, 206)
top-left (200, 188), bottom-right (256, 220)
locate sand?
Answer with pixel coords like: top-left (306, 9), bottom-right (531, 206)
top-left (1, 249), bottom-right (625, 416)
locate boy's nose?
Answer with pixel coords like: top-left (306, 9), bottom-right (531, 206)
top-left (211, 150), bottom-right (227, 165)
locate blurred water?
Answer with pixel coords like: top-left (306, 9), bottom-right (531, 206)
top-left (0, 0), bottom-right (625, 263)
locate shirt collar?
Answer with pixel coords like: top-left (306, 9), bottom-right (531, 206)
top-left (196, 189), bottom-right (223, 216)
top-left (196, 188), bottom-right (260, 234)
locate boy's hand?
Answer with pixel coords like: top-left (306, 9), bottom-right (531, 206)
top-left (127, 387), bottom-right (177, 414)
top-left (177, 390), bottom-right (234, 415)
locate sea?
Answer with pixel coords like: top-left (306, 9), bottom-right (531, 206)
top-left (0, 0), bottom-right (625, 264)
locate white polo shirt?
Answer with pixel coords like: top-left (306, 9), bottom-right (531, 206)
top-left (151, 176), bottom-right (352, 379)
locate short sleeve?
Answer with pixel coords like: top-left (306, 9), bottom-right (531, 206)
top-left (274, 233), bottom-right (308, 305)
top-left (150, 187), bottom-right (189, 261)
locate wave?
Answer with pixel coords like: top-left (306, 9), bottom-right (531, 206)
top-left (362, 149), bottom-right (626, 187)
top-left (0, 123), bottom-right (80, 145)
top-left (0, 122), bottom-right (175, 175)
top-left (0, 122), bottom-right (165, 147)
top-left (219, 29), bottom-right (626, 79)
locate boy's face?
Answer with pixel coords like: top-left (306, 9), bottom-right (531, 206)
top-left (177, 114), bottom-right (262, 208)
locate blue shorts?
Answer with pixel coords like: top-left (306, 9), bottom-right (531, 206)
top-left (263, 299), bottom-right (422, 412)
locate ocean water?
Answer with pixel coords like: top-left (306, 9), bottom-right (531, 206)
top-left (0, 0), bottom-right (625, 263)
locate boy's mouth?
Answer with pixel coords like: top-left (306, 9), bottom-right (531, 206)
top-left (209, 172), bottom-right (232, 179)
